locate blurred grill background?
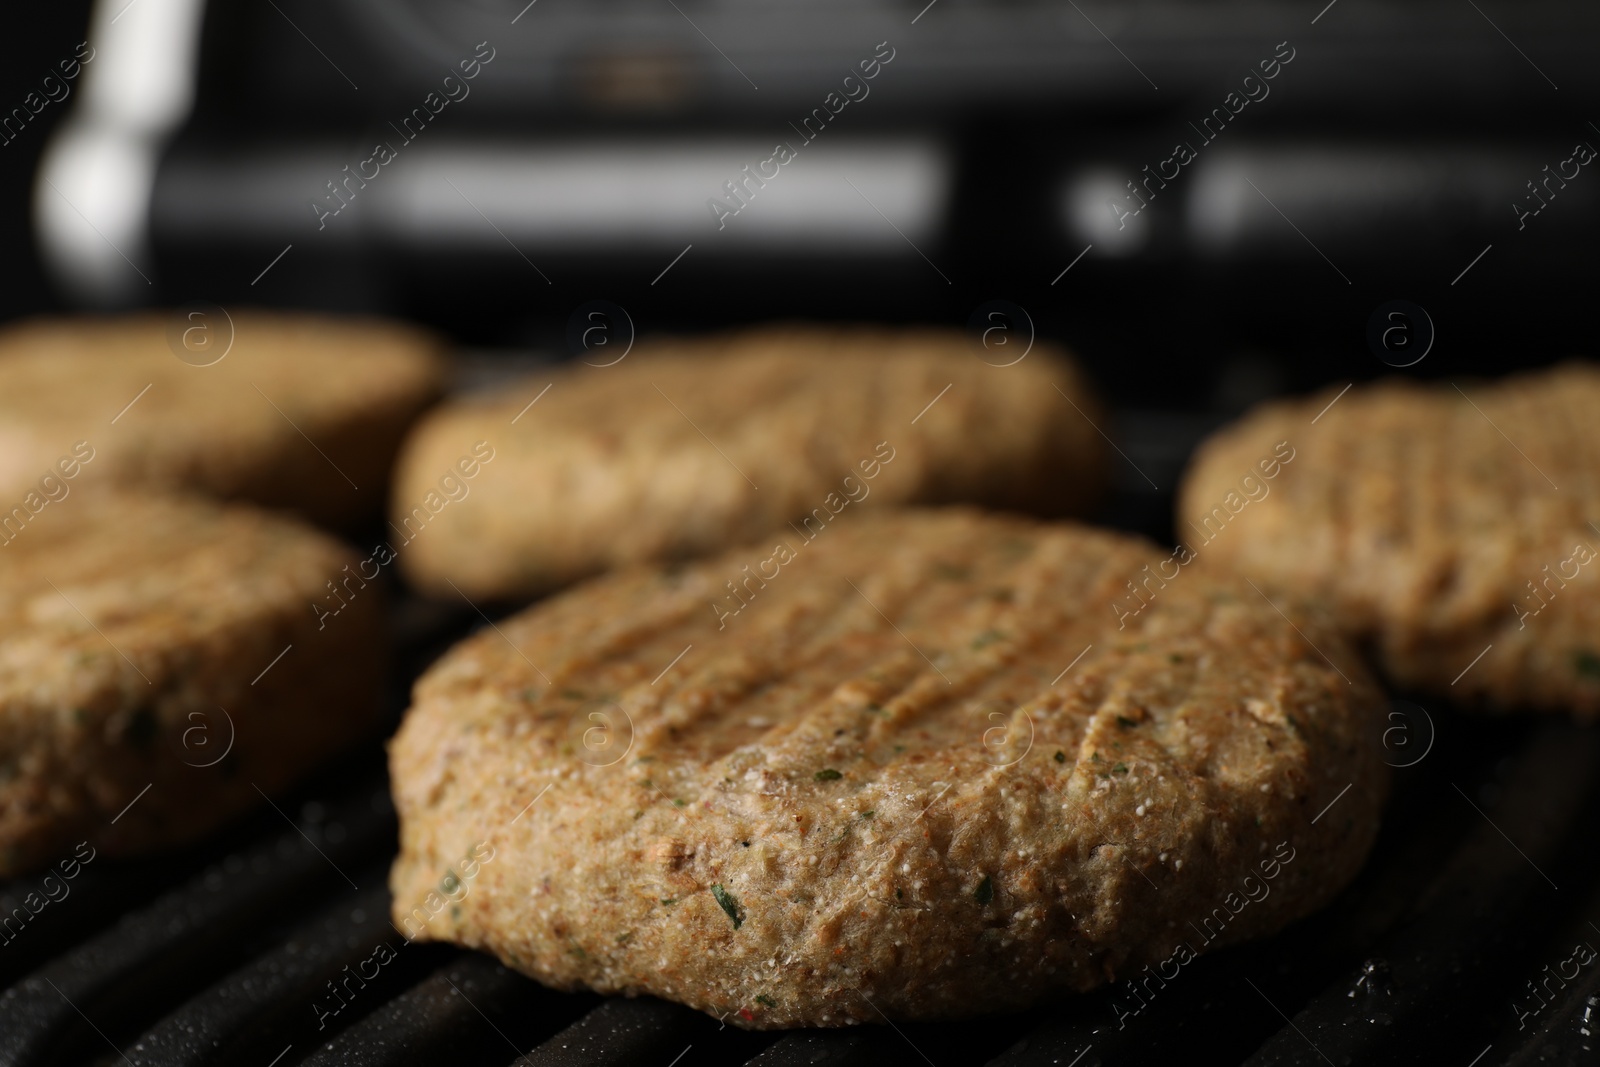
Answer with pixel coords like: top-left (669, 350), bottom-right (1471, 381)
top-left (5, 0), bottom-right (1596, 408)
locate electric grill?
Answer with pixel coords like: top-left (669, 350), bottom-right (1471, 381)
top-left (2, 409), bottom-right (1596, 1067)
top-left (9, 0), bottom-right (1600, 1062)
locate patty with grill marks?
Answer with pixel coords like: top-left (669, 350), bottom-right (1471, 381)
top-left (1179, 364), bottom-right (1600, 713)
top-left (0, 311), bottom-right (444, 530)
top-left (391, 325), bottom-right (1106, 599)
top-left (388, 507), bottom-right (1387, 1028)
top-left (0, 492), bottom-right (385, 876)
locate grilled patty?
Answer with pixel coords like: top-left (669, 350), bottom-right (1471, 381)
top-left (1179, 363), bottom-right (1600, 713)
top-left (389, 508), bottom-right (1387, 1027)
top-left (0, 311), bottom-right (443, 529)
top-left (0, 492), bottom-right (386, 876)
top-left (390, 325), bottom-right (1107, 598)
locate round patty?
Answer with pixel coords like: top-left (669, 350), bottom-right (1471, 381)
top-left (0, 311), bottom-right (443, 529)
top-left (1179, 364), bottom-right (1600, 713)
top-left (390, 325), bottom-right (1107, 599)
top-left (0, 491), bottom-right (386, 876)
top-left (389, 507), bottom-right (1387, 1028)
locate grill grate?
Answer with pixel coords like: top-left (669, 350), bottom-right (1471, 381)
top-left (2, 412), bottom-right (1595, 1067)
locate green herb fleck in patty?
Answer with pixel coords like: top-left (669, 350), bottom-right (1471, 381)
top-left (711, 884), bottom-right (743, 928)
top-left (970, 629), bottom-right (1006, 650)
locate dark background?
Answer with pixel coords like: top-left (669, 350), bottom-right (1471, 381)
top-left (4, 1), bottom-right (1595, 414)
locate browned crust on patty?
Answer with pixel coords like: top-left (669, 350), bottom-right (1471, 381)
top-left (1179, 363), bottom-right (1600, 713)
top-left (390, 325), bottom-right (1107, 598)
top-left (0, 311), bottom-right (444, 529)
top-left (389, 507), bottom-right (1387, 1028)
top-left (0, 492), bottom-right (386, 876)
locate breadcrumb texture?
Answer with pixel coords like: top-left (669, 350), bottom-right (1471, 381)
top-left (389, 508), bottom-right (1387, 1028)
top-left (0, 492), bottom-right (386, 876)
top-left (1179, 364), bottom-right (1600, 713)
top-left (392, 325), bottom-right (1106, 598)
top-left (0, 311), bottom-right (444, 528)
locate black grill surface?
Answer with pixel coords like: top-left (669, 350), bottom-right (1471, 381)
top-left (2, 410), bottom-right (1594, 1067)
